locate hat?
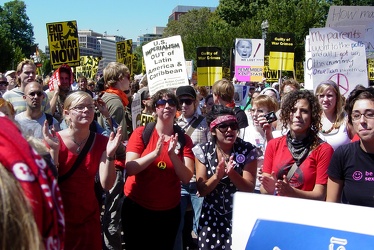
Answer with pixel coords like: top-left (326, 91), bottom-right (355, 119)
top-left (140, 87), bottom-right (150, 101)
top-left (5, 70), bottom-right (15, 77)
top-left (176, 85), bottom-right (196, 99)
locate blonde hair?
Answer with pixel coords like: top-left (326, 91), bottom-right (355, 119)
top-left (103, 62), bottom-right (130, 88)
top-left (0, 165), bottom-right (44, 250)
top-left (212, 78), bottom-right (234, 103)
top-left (16, 59), bottom-right (36, 86)
top-left (252, 94), bottom-right (279, 112)
top-left (0, 98), bottom-right (15, 120)
top-left (315, 80), bottom-right (345, 127)
top-left (63, 91), bottom-right (93, 126)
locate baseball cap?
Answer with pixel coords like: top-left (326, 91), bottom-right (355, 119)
top-left (176, 85), bottom-right (196, 99)
top-left (5, 70), bottom-right (16, 77)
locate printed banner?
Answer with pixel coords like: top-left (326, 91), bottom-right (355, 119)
top-left (234, 84), bottom-right (249, 107)
top-left (143, 35), bottom-right (189, 96)
top-left (196, 47), bottom-right (222, 86)
top-left (46, 20), bottom-right (80, 69)
top-left (116, 40), bottom-right (133, 68)
top-left (232, 192), bottom-right (374, 250)
top-left (309, 26), bottom-right (368, 96)
top-left (234, 39), bottom-right (265, 82)
top-left (75, 56), bottom-right (101, 80)
top-left (269, 33), bottom-right (295, 71)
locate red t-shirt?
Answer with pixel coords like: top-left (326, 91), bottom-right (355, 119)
top-left (125, 126), bottom-right (194, 210)
top-left (0, 116), bottom-right (64, 250)
top-left (263, 136), bottom-right (333, 191)
top-left (57, 132), bottom-right (107, 250)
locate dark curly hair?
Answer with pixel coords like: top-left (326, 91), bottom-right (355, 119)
top-left (280, 90), bottom-right (322, 149)
top-left (345, 87), bottom-right (374, 125)
top-left (206, 105), bottom-right (235, 128)
top-left (151, 89), bottom-right (180, 112)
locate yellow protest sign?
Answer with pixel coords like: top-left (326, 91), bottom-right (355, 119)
top-left (116, 40), bottom-right (132, 69)
top-left (75, 56), bottom-right (102, 79)
top-left (46, 20), bottom-right (80, 69)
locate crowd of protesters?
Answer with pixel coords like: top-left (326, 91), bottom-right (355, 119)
top-left (0, 59), bottom-right (373, 250)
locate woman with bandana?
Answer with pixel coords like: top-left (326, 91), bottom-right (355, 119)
top-left (261, 90), bottom-right (334, 200)
top-left (193, 105), bottom-right (257, 249)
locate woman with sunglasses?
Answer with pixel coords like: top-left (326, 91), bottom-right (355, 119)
top-left (315, 80), bottom-right (354, 150)
top-left (193, 104), bottom-right (257, 249)
top-left (261, 90), bottom-right (334, 200)
top-left (327, 87), bottom-right (374, 207)
top-left (122, 89), bottom-right (195, 250)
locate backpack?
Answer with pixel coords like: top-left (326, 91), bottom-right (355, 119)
top-left (142, 122), bottom-right (186, 153)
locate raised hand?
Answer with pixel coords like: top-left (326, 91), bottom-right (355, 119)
top-left (106, 126), bottom-right (123, 157)
top-left (42, 120), bottom-right (60, 151)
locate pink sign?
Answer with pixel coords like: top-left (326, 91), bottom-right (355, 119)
top-left (235, 66), bottom-right (251, 82)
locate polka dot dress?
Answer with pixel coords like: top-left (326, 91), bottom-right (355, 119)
top-left (193, 138), bottom-right (256, 249)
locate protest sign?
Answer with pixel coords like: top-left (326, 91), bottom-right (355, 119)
top-left (269, 33), bottom-right (295, 71)
top-left (46, 20), bottom-right (80, 69)
top-left (234, 84), bottom-right (249, 107)
top-left (186, 60), bottom-right (194, 80)
top-left (75, 56), bottom-right (101, 79)
top-left (232, 192), bottom-right (374, 250)
top-left (234, 39), bottom-right (264, 82)
top-left (326, 6), bottom-right (374, 59)
top-left (131, 92), bottom-right (142, 129)
top-left (309, 26), bottom-right (368, 96)
top-left (197, 47), bottom-right (222, 86)
top-left (142, 35), bottom-right (188, 96)
top-left (116, 40), bottom-right (133, 68)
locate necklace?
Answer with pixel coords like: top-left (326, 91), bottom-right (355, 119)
top-left (72, 134), bottom-right (90, 153)
top-left (157, 143), bottom-right (168, 170)
top-left (218, 147), bottom-right (231, 163)
top-left (321, 121), bottom-right (337, 134)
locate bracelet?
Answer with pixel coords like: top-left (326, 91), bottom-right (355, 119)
top-left (106, 156), bottom-right (115, 161)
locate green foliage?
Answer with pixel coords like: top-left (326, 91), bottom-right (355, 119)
top-left (0, 0), bottom-right (34, 70)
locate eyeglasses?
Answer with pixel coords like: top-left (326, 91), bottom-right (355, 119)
top-left (0, 81), bottom-right (8, 87)
top-left (70, 104), bottom-right (96, 112)
top-left (216, 122), bottom-right (239, 133)
top-left (179, 99), bottom-right (194, 105)
top-left (351, 110), bottom-right (374, 121)
top-left (27, 91), bottom-right (43, 98)
top-left (155, 99), bottom-right (176, 108)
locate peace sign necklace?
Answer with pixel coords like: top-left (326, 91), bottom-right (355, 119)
top-left (157, 145), bottom-right (168, 170)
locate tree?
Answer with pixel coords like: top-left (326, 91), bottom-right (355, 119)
top-left (0, 0), bottom-right (34, 70)
top-left (216, 0), bottom-right (268, 26)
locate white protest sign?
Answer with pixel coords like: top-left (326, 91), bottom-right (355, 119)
top-left (326, 6), bottom-right (374, 59)
top-left (142, 35), bottom-right (189, 96)
top-left (131, 92), bottom-right (142, 130)
top-left (304, 35), bottom-right (313, 90)
top-left (185, 60), bottom-right (193, 80)
top-left (232, 192), bottom-right (374, 250)
top-left (326, 6), bottom-right (374, 27)
top-left (234, 39), bottom-right (265, 82)
top-left (309, 26), bottom-right (368, 96)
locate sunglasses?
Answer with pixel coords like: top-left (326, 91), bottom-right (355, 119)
top-left (27, 91), bottom-right (43, 97)
top-left (216, 122), bottom-right (239, 133)
top-left (0, 81), bottom-right (8, 87)
top-left (179, 99), bottom-right (194, 105)
top-left (155, 99), bottom-right (177, 108)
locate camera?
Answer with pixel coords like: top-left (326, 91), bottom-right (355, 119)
top-left (264, 111), bottom-right (277, 123)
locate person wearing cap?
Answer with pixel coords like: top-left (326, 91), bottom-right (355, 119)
top-left (3, 59), bottom-right (51, 115)
top-left (5, 70), bottom-right (16, 91)
top-left (174, 85), bottom-right (208, 250)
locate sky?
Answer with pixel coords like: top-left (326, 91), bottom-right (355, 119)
top-left (0, 0), bottom-right (219, 50)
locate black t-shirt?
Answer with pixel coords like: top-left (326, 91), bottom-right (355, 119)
top-left (328, 141), bottom-right (374, 207)
top-left (234, 107), bottom-right (249, 129)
